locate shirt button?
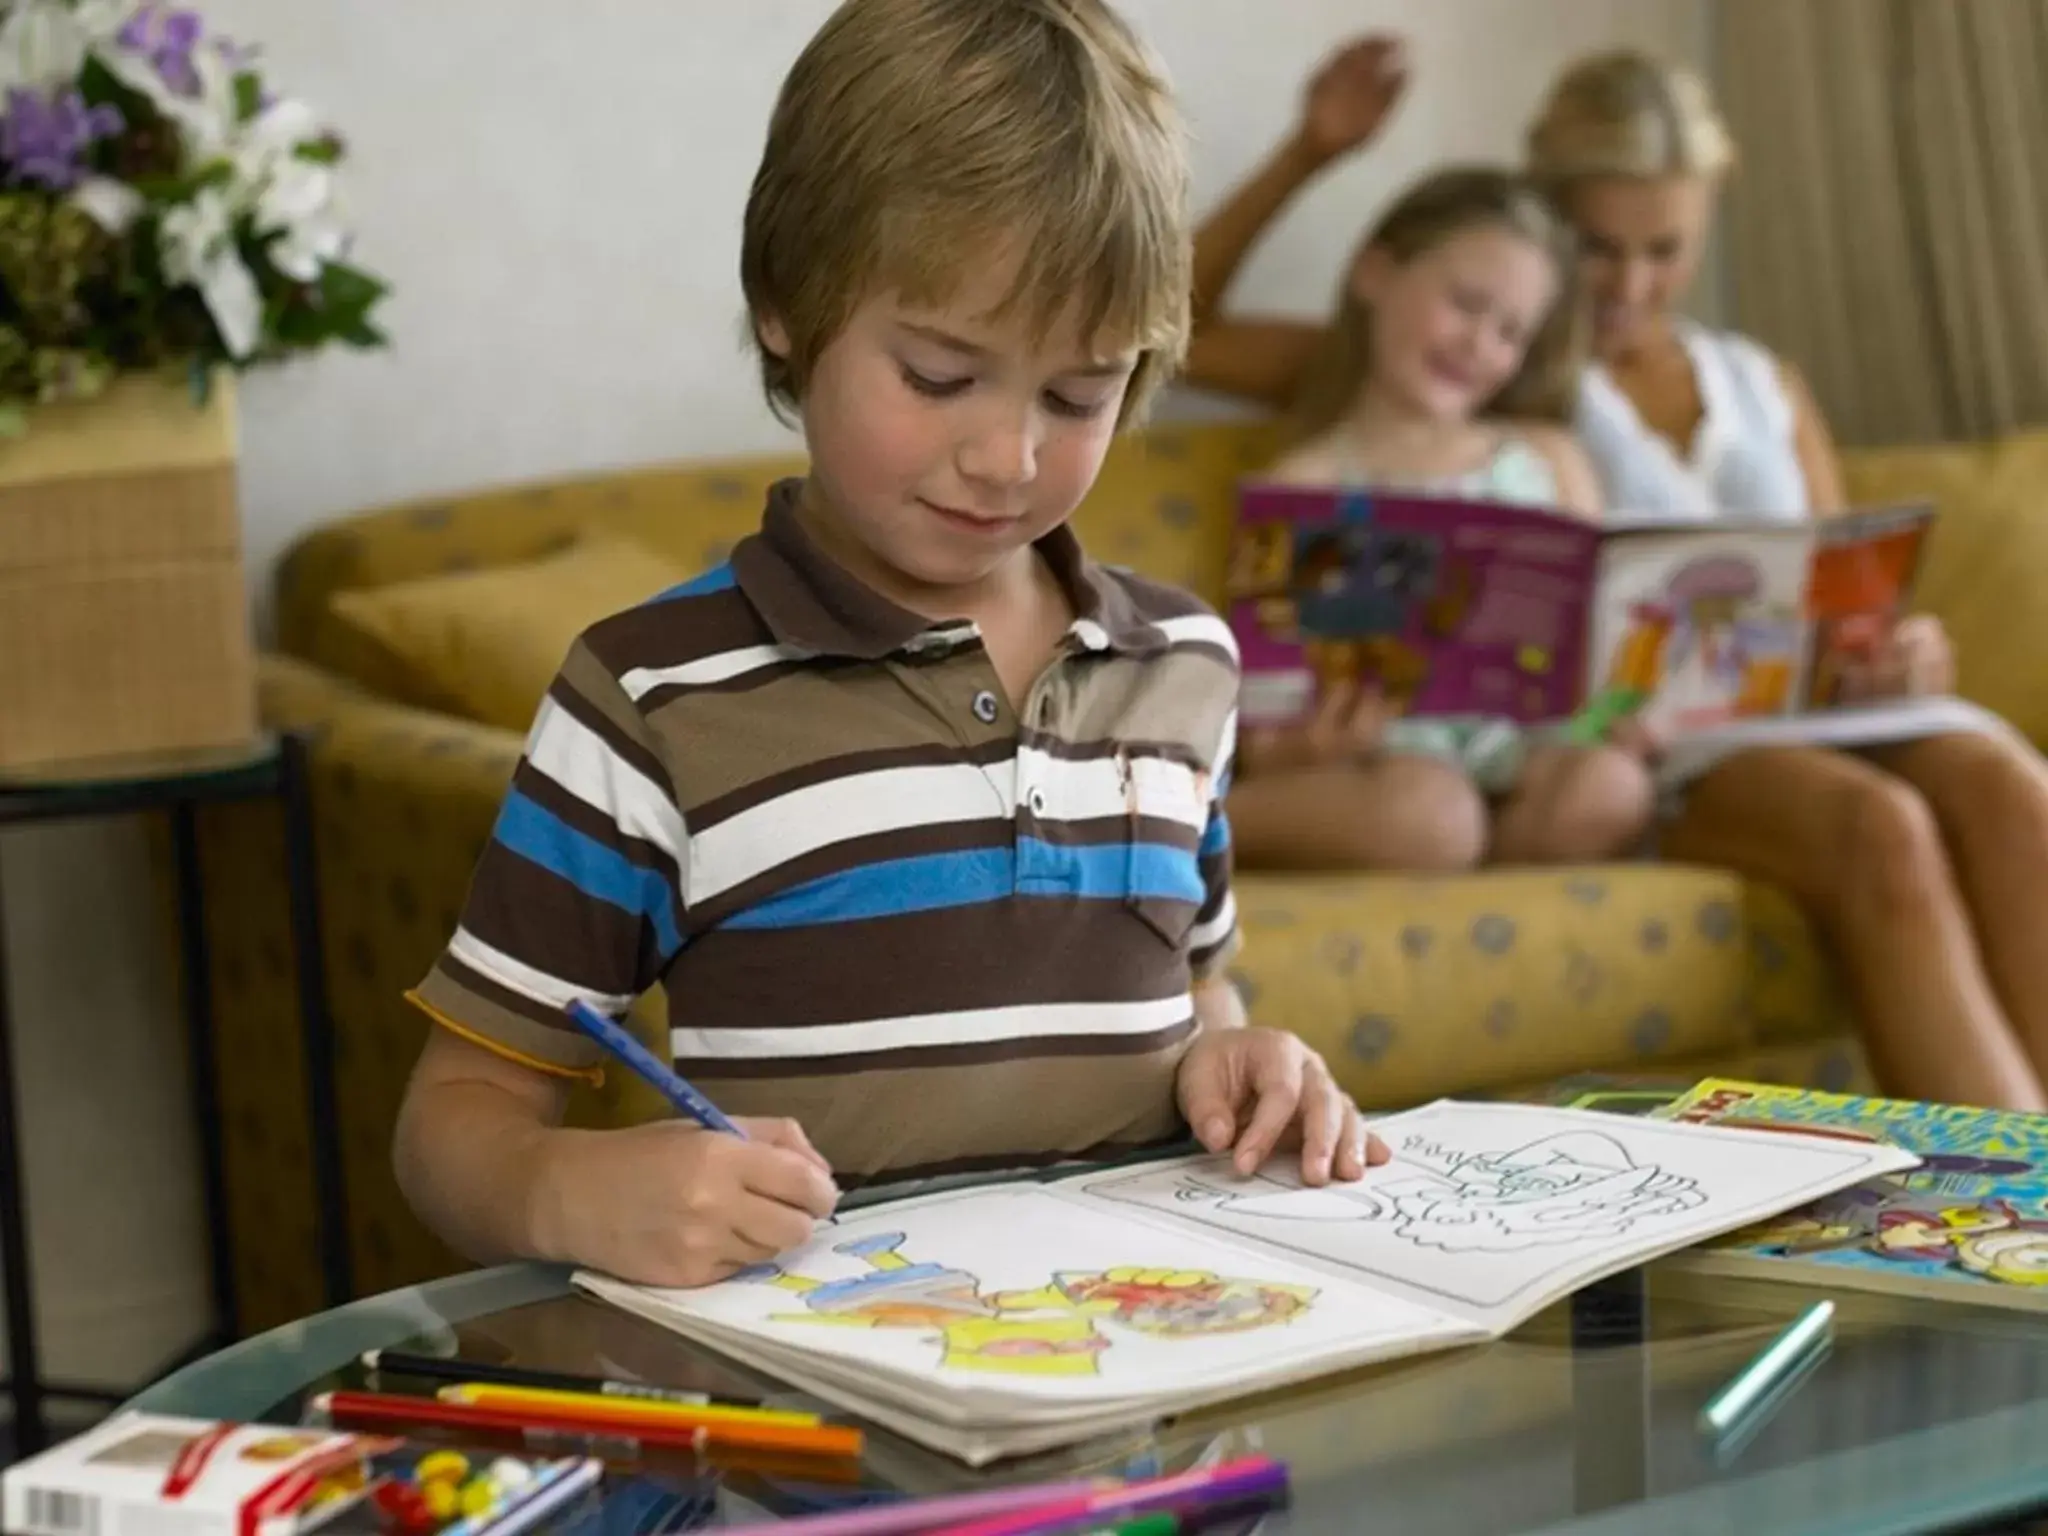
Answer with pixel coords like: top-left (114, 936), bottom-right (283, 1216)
top-left (971, 690), bottom-right (1000, 724)
top-left (1028, 789), bottom-right (1047, 816)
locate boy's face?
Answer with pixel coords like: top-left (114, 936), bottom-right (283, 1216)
top-left (763, 253), bottom-right (1139, 601)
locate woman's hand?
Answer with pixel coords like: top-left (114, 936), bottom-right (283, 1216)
top-left (1239, 681), bottom-right (1391, 777)
top-left (1833, 615), bottom-right (1957, 702)
top-left (1292, 35), bottom-right (1410, 170)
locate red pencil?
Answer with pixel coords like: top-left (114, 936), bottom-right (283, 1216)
top-left (313, 1389), bottom-right (864, 1460)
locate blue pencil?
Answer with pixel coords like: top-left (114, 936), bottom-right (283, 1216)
top-left (564, 1000), bottom-right (748, 1139)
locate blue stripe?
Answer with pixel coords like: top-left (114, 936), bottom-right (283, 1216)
top-left (648, 563), bottom-right (737, 603)
top-left (1200, 807), bottom-right (1231, 858)
top-left (723, 840), bottom-right (1204, 931)
top-left (493, 790), bottom-right (683, 956)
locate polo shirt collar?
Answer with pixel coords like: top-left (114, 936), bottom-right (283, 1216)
top-left (731, 477), bottom-right (1164, 659)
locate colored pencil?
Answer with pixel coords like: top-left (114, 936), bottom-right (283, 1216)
top-left (565, 999), bottom-right (747, 1136)
top-left (1698, 1300), bottom-right (1834, 1437)
top-left (440, 1381), bottom-right (820, 1429)
top-left (360, 1347), bottom-right (749, 1406)
top-left (316, 1389), bottom-right (863, 1460)
top-left (723, 1480), bottom-right (1107, 1536)
top-left (925, 1457), bottom-right (1289, 1536)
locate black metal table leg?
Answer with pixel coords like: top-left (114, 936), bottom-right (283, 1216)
top-left (169, 802), bottom-right (237, 1342)
top-left (279, 733), bottom-right (351, 1307)
top-left (0, 841), bottom-right (48, 1454)
top-left (1570, 1267), bottom-right (1651, 1513)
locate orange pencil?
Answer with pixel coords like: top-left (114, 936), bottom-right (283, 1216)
top-left (320, 1388), bottom-right (863, 1460)
top-left (441, 1382), bottom-right (821, 1429)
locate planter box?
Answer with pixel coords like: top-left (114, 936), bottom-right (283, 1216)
top-left (0, 375), bottom-right (256, 774)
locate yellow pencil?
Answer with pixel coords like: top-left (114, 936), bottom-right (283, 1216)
top-left (439, 1382), bottom-right (823, 1429)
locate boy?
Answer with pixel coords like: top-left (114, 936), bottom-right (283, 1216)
top-left (392, 0), bottom-right (1384, 1291)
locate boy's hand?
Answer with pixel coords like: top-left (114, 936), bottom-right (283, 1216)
top-left (1294, 35), bottom-right (1409, 169)
top-left (1176, 1027), bottom-right (1390, 1185)
top-left (1832, 615), bottom-right (1955, 703)
top-left (535, 1116), bottom-right (839, 1289)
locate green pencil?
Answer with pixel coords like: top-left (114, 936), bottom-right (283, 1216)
top-left (1698, 1299), bottom-right (1835, 1437)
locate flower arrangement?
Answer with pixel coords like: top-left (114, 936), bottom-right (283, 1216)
top-left (0, 0), bottom-right (388, 432)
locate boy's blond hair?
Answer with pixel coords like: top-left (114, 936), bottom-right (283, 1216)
top-left (742, 0), bottom-right (1190, 428)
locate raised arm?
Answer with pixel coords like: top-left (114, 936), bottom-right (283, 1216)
top-left (1184, 35), bottom-right (1409, 410)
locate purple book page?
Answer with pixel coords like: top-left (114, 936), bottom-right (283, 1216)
top-left (1226, 484), bottom-right (1604, 727)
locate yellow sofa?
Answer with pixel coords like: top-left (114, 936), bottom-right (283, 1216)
top-left (190, 417), bottom-right (2048, 1333)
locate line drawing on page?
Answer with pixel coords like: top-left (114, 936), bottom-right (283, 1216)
top-left (1170, 1130), bottom-right (1707, 1253)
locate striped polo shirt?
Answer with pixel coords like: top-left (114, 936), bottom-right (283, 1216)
top-left (413, 479), bottom-right (1242, 1183)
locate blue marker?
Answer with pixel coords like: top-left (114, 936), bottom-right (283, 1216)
top-left (564, 999), bottom-right (748, 1138)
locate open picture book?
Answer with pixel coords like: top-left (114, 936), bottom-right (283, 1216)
top-left (573, 1100), bottom-right (1917, 1465)
top-left (1225, 485), bottom-right (1988, 787)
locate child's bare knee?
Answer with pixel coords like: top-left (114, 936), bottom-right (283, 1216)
top-left (1362, 756), bottom-right (1488, 872)
top-left (1837, 774), bottom-right (1949, 917)
top-left (1528, 746), bottom-right (1656, 861)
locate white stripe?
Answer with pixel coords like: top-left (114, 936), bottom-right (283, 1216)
top-left (690, 759), bottom-right (1016, 903)
top-left (527, 696), bottom-right (688, 864)
top-left (1154, 611), bottom-right (1239, 659)
top-left (1021, 746), bottom-right (1206, 831)
top-left (671, 993), bottom-right (1190, 1062)
top-left (619, 643), bottom-right (796, 701)
top-left (1190, 890), bottom-right (1238, 954)
top-left (450, 927), bottom-right (635, 1015)
top-left (1214, 708), bottom-right (1238, 788)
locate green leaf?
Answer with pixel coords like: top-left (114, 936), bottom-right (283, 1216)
top-left (319, 261), bottom-right (387, 311)
top-left (234, 71), bottom-right (263, 123)
top-left (294, 139), bottom-right (343, 166)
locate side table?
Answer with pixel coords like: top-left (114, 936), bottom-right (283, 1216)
top-left (0, 732), bottom-right (351, 1455)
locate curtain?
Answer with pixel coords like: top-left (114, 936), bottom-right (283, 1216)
top-left (1718, 0), bottom-right (2048, 445)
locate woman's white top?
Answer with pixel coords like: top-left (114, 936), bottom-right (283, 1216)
top-left (1575, 322), bottom-right (1811, 522)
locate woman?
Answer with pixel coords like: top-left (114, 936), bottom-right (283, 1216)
top-left (1189, 39), bottom-right (2048, 1113)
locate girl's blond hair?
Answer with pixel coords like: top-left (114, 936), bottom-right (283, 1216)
top-left (1525, 49), bottom-right (1736, 188)
top-left (1290, 166), bottom-right (1586, 441)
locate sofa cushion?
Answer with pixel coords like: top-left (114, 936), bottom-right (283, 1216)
top-left (325, 532), bottom-right (688, 731)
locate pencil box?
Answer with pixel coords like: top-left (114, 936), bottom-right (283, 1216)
top-left (0, 1410), bottom-right (601, 1536)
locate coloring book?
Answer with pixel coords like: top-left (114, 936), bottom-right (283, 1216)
top-left (1652, 1079), bottom-right (2048, 1311)
top-left (573, 1100), bottom-right (1914, 1465)
top-left (1224, 486), bottom-right (1982, 786)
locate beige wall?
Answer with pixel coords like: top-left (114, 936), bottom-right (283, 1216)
top-left (2, 0), bottom-right (1716, 1387)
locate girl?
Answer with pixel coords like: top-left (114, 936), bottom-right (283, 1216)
top-left (1226, 167), bottom-right (1657, 875)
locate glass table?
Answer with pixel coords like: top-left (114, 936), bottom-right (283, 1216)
top-left (124, 1253), bottom-right (2048, 1533)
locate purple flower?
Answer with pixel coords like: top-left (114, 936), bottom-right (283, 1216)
top-left (0, 88), bottom-right (123, 191)
top-left (117, 3), bottom-right (206, 97)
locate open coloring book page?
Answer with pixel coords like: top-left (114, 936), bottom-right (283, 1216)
top-left (585, 1186), bottom-right (1480, 1407)
top-left (1076, 1101), bottom-right (1919, 1332)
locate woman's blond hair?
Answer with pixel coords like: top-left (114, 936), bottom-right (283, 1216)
top-left (1525, 49), bottom-right (1736, 188)
top-left (742, 0), bottom-right (1190, 429)
top-left (1289, 166), bottom-right (1587, 441)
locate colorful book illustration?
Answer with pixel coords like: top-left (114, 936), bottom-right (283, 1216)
top-left (574, 1100), bottom-right (1914, 1465)
top-left (1226, 485), bottom-right (1951, 783)
top-left (1652, 1078), bottom-right (2048, 1308)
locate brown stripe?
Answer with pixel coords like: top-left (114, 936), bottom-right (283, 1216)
top-left (1195, 853), bottom-right (1230, 921)
top-left (513, 761), bottom-right (684, 894)
top-left (552, 644), bottom-right (671, 790)
top-left (690, 737), bottom-right (1014, 833)
top-left (583, 583), bottom-right (772, 675)
top-left (416, 957), bottom-right (604, 1071)
top-left (1024, 813), bottom-right (1201, 853)
top-left (670, 896), bottom-right (1189, 1032)
top-left (837, 1136), bottom-right (1190, 1191)
top-left (1061, 649), bottom-right (1237, 763)
top-left (1099, 566), bottom-right (1218, 626)
top-left (646, 657), bottom-right (997, 813)
top-left (462, 841), bottom-right (669, 993)
top-left (685, 817), bottom-right (1015, 933)
top-left (697, 1044), bottom-right (1192, 1181)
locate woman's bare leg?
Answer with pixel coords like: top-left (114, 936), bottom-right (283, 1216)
top-left (1227, 756), bottom-right (1488, 873)
top-left (1492, 744), bottom-right (1657, 865)
top-left (1868, 730), bottom-right (2048, 1081)
top-left (1662, 745), bottom-right (2046, 1110)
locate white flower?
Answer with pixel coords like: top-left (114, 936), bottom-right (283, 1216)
top-left (159, 188), bottom-right (260, 360)
top-left (0, 0), bottom-right (124, 94)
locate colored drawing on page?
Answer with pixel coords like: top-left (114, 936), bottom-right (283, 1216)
top-left (749, 1232), bottom-right (1317, 1378)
